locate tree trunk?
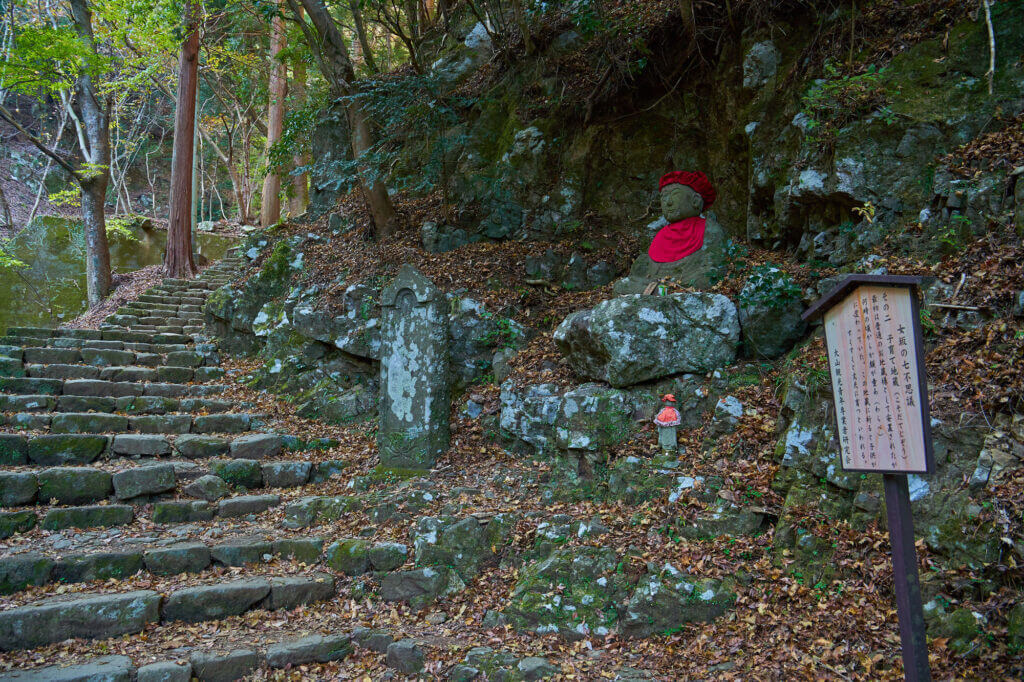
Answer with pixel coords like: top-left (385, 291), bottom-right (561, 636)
top-left (288, 54), bottom-right (310, 215)
top-left (290, 0), bottom-right (397, 239)
top-left (261, 0), bottom-right (287, 228)
top-left (348, 0), bottom-right (378, 73)
top-left (166, 0), bottom-right (200, 278)
top-left (69, 0), bottom-right (112, 303)
top-left (80, 178), bottom-right (112, 306)
top-left (348, 102), bottom-right (396, 238)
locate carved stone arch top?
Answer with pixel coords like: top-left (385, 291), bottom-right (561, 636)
top-left (381, 264), bottom-right (441, 307)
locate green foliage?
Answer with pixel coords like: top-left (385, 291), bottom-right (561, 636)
top-left (47, 189), bottom-right (81, 208)
top-left (738, 264), bottom-right (801, 310)
top-left (0, 24), bottom-right (98, 96)
top-left (0, 243), bottom-right (27, 271)
top-left (103, 217), bottom-right (140, 243)
top-left (801, 62), bottom-right (890, 147)
top-left (479, 312), bottom-right (521, 350)
top-left (708, 239), bottom-right (750, 284)
top-left (319, 72), bottom-right (468, 199)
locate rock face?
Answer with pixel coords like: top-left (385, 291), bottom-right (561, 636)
top-left (378, 265), bottom-right (450, 470)
top-left (737, 267), bottom-right (806, 358)
top-left (554, 293), bottom-right (740, 387)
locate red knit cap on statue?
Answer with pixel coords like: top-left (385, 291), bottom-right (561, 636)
top-left (659, 171), bottom-right (717, 208)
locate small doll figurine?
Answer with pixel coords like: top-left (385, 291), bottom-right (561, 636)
top-left (654, 394), bottom-right (681, 452)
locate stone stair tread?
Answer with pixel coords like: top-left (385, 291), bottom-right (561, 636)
top-left (0, 394), bottom-right (235, 414)
top-left (0, 455), bottom-right (325, 508)
top-left (0, 571), bottom-right (336, 651)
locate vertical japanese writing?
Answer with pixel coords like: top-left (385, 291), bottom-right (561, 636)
top-left (824, 285), bottom-right (928, 473)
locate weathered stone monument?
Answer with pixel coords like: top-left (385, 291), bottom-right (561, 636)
top-left (378, 265), bottom-right (450, 470)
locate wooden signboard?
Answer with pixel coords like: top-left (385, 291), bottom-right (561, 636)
top-left (821, 284), bottom-right (934, 474)
top-left (805, 274), bottom-right (933, 682)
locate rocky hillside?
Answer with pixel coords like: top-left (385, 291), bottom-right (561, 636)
top-left (0, 0), bottom-right (1023, 680)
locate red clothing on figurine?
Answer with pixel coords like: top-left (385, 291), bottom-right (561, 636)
top-left (648, 217), bottom-right (707, 263)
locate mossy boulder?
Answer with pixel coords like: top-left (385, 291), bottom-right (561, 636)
top-left (412, 515), bottom-right (514, 581)
top-left (209, 459), bottom-right (263, 489)
top-left (620, 568), bottom-right (736, 638)
top-left (324, 539), bottom-right (371, 576)
top-left (505, 546), bottom-right (630, 640)
top-left (0, 553), bottom-right (53, 594)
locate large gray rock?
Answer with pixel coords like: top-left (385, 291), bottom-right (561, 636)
top-left (0, 655), bottom-right (133, 681)
top-left (554, 293), bottom-right (740, 387)
top-left (182, 475), bottom-right (230, 501)
top-left (619, 570), bottom-right (736, 638)
top-left (380, 567), bottom-right (464, 609)
top-left (0, 553), bottom-right (53, 594)
top-left (0, 472), bottom-right (37, 506)
top-left (413, 515), bottom-right (513, 581)
top-left (37, 467), bottom-right (112, 505)
top-left (265, 574), bottom-right (335, 610)
top-left (743, 40), bottom-right (781, 89)
top-left (737, 267), bottom-right (807, 359)
top-left (144, 543), bottom-right (211, 575)
top-left (112, 464), bottom-right (176, 500)
top-left (161, 580), bottom-right (270, 623)
top-left (265, 634), bottom-right (352, 668)
top-left (136, 661), bottom-right (191, 682)
top-left (378, 265), bottom-right (450, 470)
top-left (386, 640), bottom-right (425, 674)
top-left (189, 650), bottom-right (259, 682)
top-left (53, 552), bottom-right (143, 583)
top-left (0, 590), bottom-right (159, 650)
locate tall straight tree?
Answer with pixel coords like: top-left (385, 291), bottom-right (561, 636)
top-left (287, 0), bottom-right (397, 239)
top-left (166, 0), bottom-right (201, 278)
top-left (288, 50), bottom-right (310, 215)
top-left (260, 0), bottom-right (287, 228)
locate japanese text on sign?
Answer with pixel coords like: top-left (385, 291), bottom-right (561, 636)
top-left (823, 285), bottom-right (929, 473)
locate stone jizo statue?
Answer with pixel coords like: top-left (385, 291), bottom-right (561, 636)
top-left (614, 171), bottom-right (727, 294)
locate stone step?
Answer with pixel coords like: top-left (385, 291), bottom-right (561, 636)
top-left (10, 347), bottom-right (210, 368)
top-left (0, 574), bottom-right (335, 651)
top-left (0, 532), bottom-right (395, 597)
top-left (1, 328), bottom-right (197, 346)
top-left (0, 337), bottom-right (191, 353)
top-left (0, 627), bottom-right (358, 681)
top-left (4, 327), bottom-right (101, 340)
top-left (0, 431), bottom-right (284, 466)
top-left (3, 411), bottom-right (261, 434)
top-left (0, 377), bottom-right (227, 397)
top-left (17, 364), bottom-right (224, 383)
top-left (137, 294), bottom-right (207, 305)
top-left (0, 535), bottom-right (335, 594)
top-left (116, 307), bottom-right (204, 321)
top-left (0, 394), bottom-right (235, 415)
top-left (0, 456), bottom-right (331, 509)
top-left (0, 491), bottom-right (287, 536)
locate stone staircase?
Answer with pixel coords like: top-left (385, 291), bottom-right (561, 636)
top-left (0, 253), bottom-right (567, 680)
top-left (0, 253), bottom-right (368, 679)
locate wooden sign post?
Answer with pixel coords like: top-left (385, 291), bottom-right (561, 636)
top-left (804, 274), bottom-right (933, 682)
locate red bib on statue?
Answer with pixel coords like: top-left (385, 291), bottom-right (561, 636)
top-left (648, 217), bottom-right (706, 263)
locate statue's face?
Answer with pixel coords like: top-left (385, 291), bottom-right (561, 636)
top-left (660, 184), bottom-right (703, 222)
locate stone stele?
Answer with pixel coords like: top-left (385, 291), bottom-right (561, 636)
top-left (378, 265), bottom-right (450, 470)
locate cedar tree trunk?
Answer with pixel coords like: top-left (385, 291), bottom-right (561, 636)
top-left (166, 0), bottom-right (200, 278)
top-left (261, 0), bottom-right (287, 227)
